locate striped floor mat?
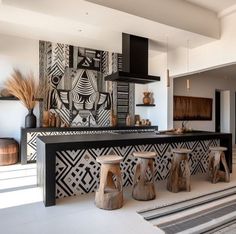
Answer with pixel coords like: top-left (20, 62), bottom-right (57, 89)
top-left (138, 186), bottom-right (236, 234)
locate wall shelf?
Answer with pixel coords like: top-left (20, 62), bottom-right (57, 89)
top-left (136, 104), bottom-right (155, 107)
top-left (0, 96), bottom-right (19, 100)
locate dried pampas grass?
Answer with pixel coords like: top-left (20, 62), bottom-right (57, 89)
top-left (5, 69), bottom-right (38, 109)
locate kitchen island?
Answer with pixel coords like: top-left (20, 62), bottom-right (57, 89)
top-left (37, 131), bottom-right (232, 206)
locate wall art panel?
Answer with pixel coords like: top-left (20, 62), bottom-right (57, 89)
top-left (39, 41), bottom-right (135, 127)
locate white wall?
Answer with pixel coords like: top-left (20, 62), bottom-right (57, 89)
top-left (134, 83), bottom-right (149, 121)
top-left (0, 34), bottom-right (39, 142)
top-left (221, 90), bottom-right (230, 133)
top-left (148, 53), bottom-right (168, 130)
top-left (134, 51), bottom-right (169, 130)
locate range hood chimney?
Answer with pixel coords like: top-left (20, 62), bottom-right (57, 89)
top-left (105, 33), bottom-right (160, 84)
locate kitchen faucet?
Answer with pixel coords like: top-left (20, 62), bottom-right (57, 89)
top-left (182, 121), bottom-right (188, 129)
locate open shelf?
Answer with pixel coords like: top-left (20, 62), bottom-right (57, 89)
top-left (0, 96), bottom-right (19, 100)
top-left (136, 104), bottom-right (155, 107)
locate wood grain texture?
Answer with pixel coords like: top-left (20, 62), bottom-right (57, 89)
top-left (95, 161), bottom-right (123, 210)
top-left (167, 150), bottom-right (191, 193)
top-left (208, 147), bottom-right (230, 183)
top-left (132, 157), bottom-right (156, 201)
top-left (0, 138), bottom-right (18, 166)
top-left (174, 96), bottom-right (212, 120)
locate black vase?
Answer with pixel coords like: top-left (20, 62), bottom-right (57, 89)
top-left (25, 108), bottom-right (36, 128)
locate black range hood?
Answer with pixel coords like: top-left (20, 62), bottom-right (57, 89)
top-left (105, 33), bottom-right (160, 84)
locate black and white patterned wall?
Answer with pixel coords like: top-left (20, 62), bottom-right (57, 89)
top-left (26, 130), bottom-right (113, 162)
top-left (39, 42), bottom-right (135, 127)
top-left (55, 139), bottom-right (219, 199)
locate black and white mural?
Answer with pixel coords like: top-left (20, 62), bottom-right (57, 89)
top-left (55, 139), bottom-right (220, 199)
top-left (39, 42), bottom-right (135, 127)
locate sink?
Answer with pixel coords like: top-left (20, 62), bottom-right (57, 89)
top-left (157, 131), bottom-right (183, 135)
top-left (157, 129), bottom-right (205, 135)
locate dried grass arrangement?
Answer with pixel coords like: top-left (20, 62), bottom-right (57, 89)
top-left (5, 69), bottom-right (38, 110)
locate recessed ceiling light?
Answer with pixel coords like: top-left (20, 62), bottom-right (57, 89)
top-left (78, 29), bottom-right (82, 32)
top-left (86, 12), bottom-right (89, 15)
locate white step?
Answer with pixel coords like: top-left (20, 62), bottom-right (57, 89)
top-left (0, 163), bottom-right (36, 172)
top-left (0, 168), bottom-right (36, 180)
top-left (0, 175), bottom-right (36, 191)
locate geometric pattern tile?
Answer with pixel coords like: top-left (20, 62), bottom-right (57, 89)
top-left (26, 128), bottom-right (157, 162)
top-left (55, 139), bottom-right (220, 199)
top-left (26, 130), bottom-right (113, 162)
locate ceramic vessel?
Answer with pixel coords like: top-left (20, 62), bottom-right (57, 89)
top-left (42, 110), bottom-right (50, 127)
top-left (143, 92), bottom-right (151, 105)
top-left (25, 108), bottom-right (36, 128)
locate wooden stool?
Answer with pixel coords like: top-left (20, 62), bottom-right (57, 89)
top-left (167, 148), bottom-right (191, 193)
top-left (95, 155), bottom-right (123, 210)
top-left (208, 147), bottom-right (230, 183)
top-left (132, 151), bottom-right (156, 201)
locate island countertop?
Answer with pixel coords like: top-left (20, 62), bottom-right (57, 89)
top-left (37, 130), bottom-right (231, 145)
top-left (37, 130), bottom-right (232, 207)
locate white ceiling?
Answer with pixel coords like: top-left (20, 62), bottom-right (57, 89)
top-left (186, 0), bottom-right (236, 13)
top-left (0, 0), bottom-right (234, 53)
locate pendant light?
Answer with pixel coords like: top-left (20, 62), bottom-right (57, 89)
top-left (166, 37), bottom-right (170, 88)
top-left (186, 39), bottom-right (190, 91)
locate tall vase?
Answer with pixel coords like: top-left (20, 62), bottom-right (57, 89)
top-left (25, 108), bottom-right (36, 128)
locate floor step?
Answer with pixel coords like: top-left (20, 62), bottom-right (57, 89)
top-left (0, 168), bottom-right (36, 180)
top-left (0, 163), bottom-right (36, 172)
top-left (0, 176), bottom-right (36, 191)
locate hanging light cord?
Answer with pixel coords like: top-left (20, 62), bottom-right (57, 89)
top-left (187, 39), bottom-right (189, 72)
top-left (166, 36), bottom-right (170, 88)
top-left (167, 37), bottom-right (169, 69)
top-left (187, 39), bottom-right (190, 90)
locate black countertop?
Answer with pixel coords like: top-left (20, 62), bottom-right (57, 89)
top-left (38, 130), bottom-right (231, 145)
top-left (22, 125), bottom-right (158, 132)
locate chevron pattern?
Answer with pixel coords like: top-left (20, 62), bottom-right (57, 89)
top-left (97, 106), bottom-right (111, 126)
top-left (55, 139), bottom-right (220, 199)
top-left (26, 130), bottom-right (113, 162)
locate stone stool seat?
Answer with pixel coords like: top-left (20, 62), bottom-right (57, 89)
top-left (167, 148), bottom-right (191, 193)
top-left (208, 146), bottom-right (230, 183)
top-left (132, 151), bottom-right (156, 201)
top-left (95, 155), bottom-right (123, 210)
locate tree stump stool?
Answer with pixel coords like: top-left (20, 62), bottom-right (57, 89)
top-left (132, 151), bottom-right (156, 201)
top-left (167, 148), bottom-right (191, 193)
top-left (95, 155), bottom-right (123, 210)
top-left (208, 147), bottom-right (230, 183)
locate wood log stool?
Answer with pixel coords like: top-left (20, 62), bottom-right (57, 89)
top-left (167, 148), bottom-right (191, 193)
top-left (0, 138), bottom-right (18, 166)
top-left (208, 147), bottom-right (230, 183)
top-left (132, 151), bottom-right (156, 201)
top-left (95, 155), bottom-right (123, 210)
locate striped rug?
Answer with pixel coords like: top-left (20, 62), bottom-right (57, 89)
top-left (138, 186), bottom-right (236, 234)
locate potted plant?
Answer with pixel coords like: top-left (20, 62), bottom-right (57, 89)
top-left (5, 69), bottom-right (39, 128)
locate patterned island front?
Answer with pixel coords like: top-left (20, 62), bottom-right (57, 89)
top-left (37, 131), bottom-right (232, 207)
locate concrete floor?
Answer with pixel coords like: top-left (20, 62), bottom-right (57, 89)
top-left (1, 162), bottom-right (236, 234)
